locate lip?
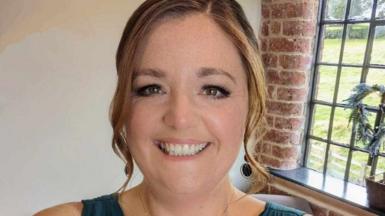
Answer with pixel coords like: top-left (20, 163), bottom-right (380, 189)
top-left (154, 138), bottom-right (210, 145)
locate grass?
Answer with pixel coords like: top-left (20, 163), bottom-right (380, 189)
top-left (307, 37), bottom-right (385, 185)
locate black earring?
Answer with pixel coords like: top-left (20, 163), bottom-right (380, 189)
top-left (240, 155), bottom-right (252, 178)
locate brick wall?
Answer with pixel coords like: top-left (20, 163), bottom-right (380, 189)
top-left (256, 0), bottom-right (319, 169)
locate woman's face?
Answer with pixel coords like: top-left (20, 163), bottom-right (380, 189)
top-left (126, 14), bottom-right (249, 194)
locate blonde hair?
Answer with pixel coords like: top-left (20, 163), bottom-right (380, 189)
top-left (110, 0), bottom-right (268, 194)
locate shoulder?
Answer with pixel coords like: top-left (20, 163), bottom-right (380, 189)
top-left (33, 202), bottom-right (83, 216)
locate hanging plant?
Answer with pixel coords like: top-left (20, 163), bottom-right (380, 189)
top-left (344, 83), bottom-right (385, 158)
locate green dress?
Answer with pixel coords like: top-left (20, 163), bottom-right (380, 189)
top-left (81, 193), bottom-right (306, 216)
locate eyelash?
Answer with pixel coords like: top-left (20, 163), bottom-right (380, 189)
top-left (132, 84), bottom-right (231, 99)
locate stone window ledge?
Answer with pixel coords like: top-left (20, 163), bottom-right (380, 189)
top-left (268, 167), bottom-right (383, 216)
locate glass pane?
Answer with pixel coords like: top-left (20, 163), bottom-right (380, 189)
top-left (377, 156), bottom-right (385, 174)
top-left (349, 151), bottom-right (370, 185)
top-left (332, 107), bottom-right (353, 144)
top-left (337, 67), bottom-right (362, 103)
top-left (310, 104), bottom-right (332, 138)
top-left (326, 0), bottom-right (347, 20)
top-left (342, 24), bottom-right (369, 64)
top-left (327, 145), bottom-right (349, 179)
top-left (307, 140), bottom-right (327, 172)
top-left (315, 66), bottom-right (337, 102)
top-left (370, 26), bottom-right (385, 65)
top-left (377, 0), bottom-right (385, 19)
top-left (320, 25), bottom-right (343, 63)
top-left (349, 0), bottom-right (373, 20)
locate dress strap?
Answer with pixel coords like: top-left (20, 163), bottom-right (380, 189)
top-left (81, 193), bottom-right (124, 216)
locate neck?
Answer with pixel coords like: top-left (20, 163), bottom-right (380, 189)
top-left (138, 176), bottom-right (239, 216)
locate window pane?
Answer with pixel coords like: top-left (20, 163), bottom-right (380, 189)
top-left (307, 140), bottom-right (327, 172)
top-left (310, 104), bottom-right (332, 138)
top-left (337, 67), bottom-right (362, 103)
top-left (377, 156), bottom-right (385, 174)
top-left (320, 25), bottom-right (343, 63)
top-left (376, 0), bottom-right (385, 19)
top-left (349, 0), bottom-right (373, 20)
top-left (342, 24), bottom-right (369, 64)
top-left (315, 66), bottom-right (337, 102)
top-left (349, 151), bottom-right (370, 185)
top-left (332, 107), bottom-right (353, 144)
top-left (327, 145), bottom-right (349, 179)
top-left (370, 25), bottom-right (385, 65)
top-left (326, 0), bottom-right (347, 20)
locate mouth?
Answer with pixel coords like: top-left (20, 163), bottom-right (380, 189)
top-left (155, 140), bottom-right (210, 157)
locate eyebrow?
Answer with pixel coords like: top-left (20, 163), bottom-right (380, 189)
top-left (197, 67), bottom-right (237, 84)
top-left (133, 67), bottom-right (237, 84)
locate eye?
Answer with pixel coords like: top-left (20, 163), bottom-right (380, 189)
top-left (202, 85), bottom-right (231, 99)
top-left (133, 84), bottom-right (165, 97)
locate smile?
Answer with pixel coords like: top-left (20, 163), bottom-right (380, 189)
top-left (158, 142), bottom-right (209, 156)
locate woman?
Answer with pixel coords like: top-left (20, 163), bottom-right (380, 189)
top-left (35, 0), bottom-right (306, 215)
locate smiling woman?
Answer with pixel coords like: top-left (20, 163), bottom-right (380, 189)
top-left (34, 0), bottom-right (306, 216)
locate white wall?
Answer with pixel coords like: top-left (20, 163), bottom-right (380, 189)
top-left (0, 0), bottom-right (260, 215)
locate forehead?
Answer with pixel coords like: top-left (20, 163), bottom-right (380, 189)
top-left (134, 13), bottom-right (246, 79)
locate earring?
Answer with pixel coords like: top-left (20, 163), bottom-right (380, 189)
top-left (240, 155), bottom-right (252, 178)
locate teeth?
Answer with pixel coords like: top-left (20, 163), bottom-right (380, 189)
top-left (159, 142), bottom-right (208, 156)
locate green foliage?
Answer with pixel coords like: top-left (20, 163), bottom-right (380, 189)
top-left (344, 84), bottom-right (385, 157)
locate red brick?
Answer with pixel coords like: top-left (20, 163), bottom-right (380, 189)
top-left (267, 85), bottom-right (275, 99)
top-left (279, 55), bottom-right (311, 70)
top-left (261, 154), bottom-right (282, 167)
top-left (266, 114), bottom-right (275, 127)
top-left (275, 117), bottom-right (303, 130)
top-left (271, 21), bottom-right (281, 35)
top-left (262, 53), bottom-right (278, 68)
top-left (263, 129), bottom-right (299, 145)
top-left (266, 100), bottom-right (303, 115)
top-left (266, 70), bottom-right (306, 86)
top-left (283, 21), bottom-right (316, 37)
top-left (310, 203), bottom-right (328, 216)
top-left (262, 4), bottom-right (270, 18)
top-left (262, 21), bottom-right (269, 36)
top-left (262, 142), bottom-right (272, 154)
top-left (272, 145), bottom-right (299, 159)
top-left (277, 87), bottom-right (307, 101)
top-left (271, 2), bottom-right (315, 19)
top-left (270, 38), bottom-right (310, 53)
top-left (261, 40), bottom-right (268, 52)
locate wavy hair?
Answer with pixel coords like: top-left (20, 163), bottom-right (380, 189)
top-left (110, 0), bottom-right (268, 194)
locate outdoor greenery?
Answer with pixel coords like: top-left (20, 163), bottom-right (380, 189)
top-left (307, 34), bottom-right (385, 185)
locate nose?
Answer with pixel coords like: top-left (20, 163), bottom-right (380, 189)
top-left (162, 91), bottom-right (198, 130)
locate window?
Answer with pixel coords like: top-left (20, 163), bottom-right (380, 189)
top-left (305, 0), bottom-right (385, 186)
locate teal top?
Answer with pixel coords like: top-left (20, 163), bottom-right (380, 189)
top-left (81, 193), bottom-right (306, 216)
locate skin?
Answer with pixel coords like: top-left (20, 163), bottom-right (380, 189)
top-left (34, 13), bottom-right (267, 216)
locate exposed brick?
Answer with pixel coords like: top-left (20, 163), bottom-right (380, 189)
top-left (262, 142), bottom-right (272, 154)
top-left (262, 4), bottom-right (270, 18)
top-left (263, 129), bottom-right (299, 145)
top-left (266, 100), bottom-right (303, 116)
top-left (271, 2), bottom-right (315, 19)
top-left (262, 21), bottom-right (269, 36)
top-left (266, 70), bottom-right (306, 86)
top-left (270, 38), bottom-right (310, 53)
top-left (277, 87), bottom-right (307, 101)
top-left (261, 154), bottom-right (282, 167)
top-left (266, 114), bottom-right (275, 127)
top-left (279, 55), bottom-right (311, 70)
top-left (272, 145), bottom-right (299, 159)
top-left (270, 21), bottom-right (281, 35)
top-left (283, 20), bottom-right (316, 37)
top-left (310, 203), bottom-right (328, 216)
top-left (275, 117), bottom-right (303, 130)
top-left (262, 53), bottom-right (278, 68)
top-left (267, 85), bottom-right (275, 99)
top-left (261, 40), bottom-right (268, 52)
